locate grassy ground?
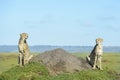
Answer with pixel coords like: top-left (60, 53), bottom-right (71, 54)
top-left (0, 53), bottom-right (18, 74)
top-left (0, 52), bottom-right (120, 80)
top-left (0, 52), bottom-right (37, 74)
top-left (73, 52), bottom-right (120, 73)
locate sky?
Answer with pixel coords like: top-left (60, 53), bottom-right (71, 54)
top-left (0, 0), bottom-right (120, 46)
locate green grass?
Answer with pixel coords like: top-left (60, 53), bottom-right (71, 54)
top-left (0, 53), bottom-right (38, 74)
top-left (0, 53), bottom-right (18, 74)
top-left (0, 52), bottom-right (120, 80)
top-left (73, 52), bottom-right (120, 73)
top-left (0, 64), bottom-right (119, 80)
top-left (102, 53), bottom-right (120, 72)
top-left (0, 62), bottom-right (49, 80)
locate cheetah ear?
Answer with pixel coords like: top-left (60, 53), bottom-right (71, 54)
top-left (96, 38), bottom-right (99, 42)
top-left (20, 34), bottom-right (22, 37)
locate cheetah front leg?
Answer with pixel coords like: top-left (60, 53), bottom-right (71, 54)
top-left (18, 53), bottom-right (23, 66)
top-left (92, 56), bottom-right (97, 69)
top-left (98, 56), bottom-right (103, 70)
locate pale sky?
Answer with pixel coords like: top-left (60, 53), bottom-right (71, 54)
top-left (0, 0), bottom-right (120, 46)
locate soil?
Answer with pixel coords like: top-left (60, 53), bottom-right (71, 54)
top-left (31, 48), bottom-right (91, 75)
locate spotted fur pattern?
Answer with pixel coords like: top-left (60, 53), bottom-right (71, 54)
top-left (18, 33), bottom-right (33, 66)
top-left (86, 38), bottom-right (103, 70)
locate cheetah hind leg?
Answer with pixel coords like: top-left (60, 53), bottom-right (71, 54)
top-left (28, 55), bottom-right (33, 62)
top-left (86, 56), bottom-right (92, 65)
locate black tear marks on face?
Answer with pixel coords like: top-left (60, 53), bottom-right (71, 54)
top-left (96, 38), bottom-right (103, 44)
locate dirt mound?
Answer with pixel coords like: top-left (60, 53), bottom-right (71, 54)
top-left (31, 48), bottom-right (91, 75)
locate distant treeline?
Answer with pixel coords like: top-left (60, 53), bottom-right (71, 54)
top-left (0, 45), bottom-right (120, 53)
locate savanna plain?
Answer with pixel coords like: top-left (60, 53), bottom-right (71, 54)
top-left (0, 52), bottom-right (120, 80)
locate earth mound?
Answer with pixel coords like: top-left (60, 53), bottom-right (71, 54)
top-left (31, 48), bottom-right (91, 74)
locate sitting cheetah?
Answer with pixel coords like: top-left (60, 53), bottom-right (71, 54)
top-left (86, 38), bottom-right (103, 70)
top-left (18, 33), bottom-right (33, 66)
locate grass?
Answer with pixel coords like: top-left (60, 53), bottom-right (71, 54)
top-left (0, 62), bottom-right (49, 80)
top-left (0, 53), bottom-right (18, 74)
top-left (102, 53), bottom-right (120, 72)
top-left (0, 52), bottom-right (120, 80)
top-left (0, 52), bottom-right (38, 74)
top-left (73, 52), bottom-right (120, 73)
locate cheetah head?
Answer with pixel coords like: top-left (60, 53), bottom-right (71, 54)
top-left (20, 33), bottom-right (28, 40)
top-left (96, 38), bottom-right (103, 45)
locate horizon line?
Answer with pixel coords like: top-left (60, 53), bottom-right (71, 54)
top-left (0, 45), bottom-right (120, 47)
